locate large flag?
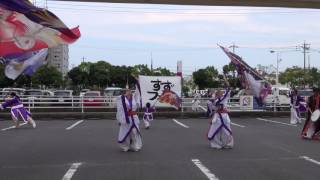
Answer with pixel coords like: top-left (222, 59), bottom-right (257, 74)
top-left (219, 45), bottom-right (271, 105)
top-left (0, 0), bottom-right (81, 56)
top-left (2, 49), bottom-right (48, 80)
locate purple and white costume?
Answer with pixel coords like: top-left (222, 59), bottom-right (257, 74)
top-left (207, 88), bottom-right (234, 149)
top-left (116, 95), bottom-right (142, 151)
top-left (290, 94), bottom-right (306, 124)
top-left (0, 96), bottom-right (31, 122)
top-left (143, 107), bottom-right (155, 128)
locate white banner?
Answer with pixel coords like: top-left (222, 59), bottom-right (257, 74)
top-left (139, 75), bottom-right (182, 108)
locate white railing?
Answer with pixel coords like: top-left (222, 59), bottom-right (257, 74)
top-left (0, 96), bottom-right (291, 113)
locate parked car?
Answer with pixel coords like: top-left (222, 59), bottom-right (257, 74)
top-left (24, 89), bottom-right (43, 98)
top-left (52, 90), bottom-right (74, 106)
top-left (24, 89), bottom-right (53, 106)
top-left (82, 91), bottom-right (104, 106)
top-left (2, 88), bottom-right (25, 96)
top-left (104, 87), bottom-right (124, 96)
top-left (42, 90), bottom-right (54, 97)
top-left (104, 87), bottom-right (125, 107)
top-left (80, 89), bottom-right (90, 97)
top-left (298, 89), bottom-right (313, 101)
top-left (0, 91), bottom-right (10, 98)
top-left (265, 87), bottom-right (290, 110)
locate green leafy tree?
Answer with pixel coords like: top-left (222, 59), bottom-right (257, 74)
top-left (68, 66), bottom-right (89, 89)
top-left (31, 65), bottom-right (63, 88)
top-left (193, 66), bottom-right (220, 89)
top-left (132, 64), bottom-right (152, 76)
top-left (279, 66), bottom-right (305, 87)
top-left (152, 67), bottom-right (174, 76)
top-left (89, 61), bottom-right (112, 88)
top-left (0, 65), bottom-right (15, 88)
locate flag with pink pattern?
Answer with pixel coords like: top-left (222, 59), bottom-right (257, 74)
top-left (0, 0), bottom-right (80, 56)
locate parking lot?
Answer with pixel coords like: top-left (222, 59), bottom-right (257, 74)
top-left (0, 116), bottom-right (319, 180)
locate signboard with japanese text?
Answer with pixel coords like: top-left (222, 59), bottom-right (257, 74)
top-left (139, 75), bottom-right (182, 108)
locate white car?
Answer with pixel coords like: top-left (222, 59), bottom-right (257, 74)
top-left (80, 89), bottom-right (90, 97)
top-left (265, 87), bottom-right (290, 107)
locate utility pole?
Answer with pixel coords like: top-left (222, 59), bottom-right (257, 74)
top-left (270, 50), bottom-right (282, 85)
top-left (82, 57), bottom-right (85, 63)
top-left (150, 52), bottom-right (153, 72)
top-left (302, 41), bottom-right (310, 73)
top-left (301, 41), bottom-right (310, 87)
top-left (229, 43), bottom-right (239, 53)
top-left (308, 54), bottom-right (311, 70)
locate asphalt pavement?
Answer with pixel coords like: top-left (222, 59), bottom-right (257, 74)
top-left (0, 116), bottom-right (319, 180)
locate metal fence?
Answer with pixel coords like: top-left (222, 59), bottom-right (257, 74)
top-left (3, 96), bottom-right (291, 113)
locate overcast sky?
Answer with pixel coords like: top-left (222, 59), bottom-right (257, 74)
top-left (38, 0), bottom-right (320, 75)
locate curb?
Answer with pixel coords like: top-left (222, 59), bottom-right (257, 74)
top-left (0, 111), bottom-right (294, 120)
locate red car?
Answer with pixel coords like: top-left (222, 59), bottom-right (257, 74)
top-left (82, 91), bottom-right (104, 106)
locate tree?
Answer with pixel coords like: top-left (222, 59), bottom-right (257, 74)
top-left (307, 67), bottom-right (320, 87)
top-left (193, 66), bottom-right (220, 89)
top-left (279, 66), bottom-right (305, 87)
top-left (68, 66), bottom-right (89, 89)
top-left (31, 65), bottom-right (63, 88)
top-left (15, 75), bottom-right (31, 88)
top-left (152, 67), bottom-right (174, 76)
top-left (0, 64), bottom-right (14, 88)
top-left (89, 61), bottom-right (112, 88)
top-left (132, 64), bottom-right (152, 76)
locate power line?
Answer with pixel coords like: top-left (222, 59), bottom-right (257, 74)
top-left (46, 1), bottom-right (320, 13)
top-left (229, 43), bottom-right (239, 53)
top-left (47, 6), bottom-right (320, 16)
top-left (72, 44), bottom-right (220, 52)
top-left (70, 44), bottom-right (309, 53)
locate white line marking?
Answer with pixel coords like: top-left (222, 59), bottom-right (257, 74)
top-left (256, 118), bottom-right (297, 127)
top-left (66, 120), bottom-right (84, 130)
top-left (230, 122), bottom-right (245, 128)
top-left (1, 122), bottom-right (28, 131)
top-left (192, 159), bottom-right (219, 180)
top-left (62, 162), bottom-right (82, 180)
top-left (300, 156), bottom-right (320, 165)
top-left (172, 119), bottom-right (189, 128)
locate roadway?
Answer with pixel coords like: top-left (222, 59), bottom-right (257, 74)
top-left (0, 116), bottom-right (319, 180)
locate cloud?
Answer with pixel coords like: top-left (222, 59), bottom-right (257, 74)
top-left (44, 1), bottom-right (320, 54)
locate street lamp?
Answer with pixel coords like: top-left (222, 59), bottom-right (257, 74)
top-left (270, 50), bottom-right (282, 85)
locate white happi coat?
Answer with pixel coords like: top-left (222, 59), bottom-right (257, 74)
top-left (207, 88), bottom-right (234, 149)
top-left (116, 95), bottom-right (141, 143)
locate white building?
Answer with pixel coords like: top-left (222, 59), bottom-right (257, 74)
top-left (47, 45), bottom-right (69, 77)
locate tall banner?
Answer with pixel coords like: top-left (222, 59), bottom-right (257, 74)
top-left (219, 45), bottom-right (271, 106)
top-left (139, 75), bottom-right (182, 109)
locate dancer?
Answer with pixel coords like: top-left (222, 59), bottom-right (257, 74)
top-left (206, 92), bottom-right (216, 118)
top-left (143, 102), bottom-right (155, 129)
top-left (0, 92), bottom-right (36, 128)
top-left (302, 88), bottom-right (320, 140)
top-left (116, 89), bottom-right (142, 152)
top-left (289, 89), bottom-right (306, 124)
top-left (207, 76), bottom-right (234, 149)
top-left (192, 94), bottom-right (201, 112)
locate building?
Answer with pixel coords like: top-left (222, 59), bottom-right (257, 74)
top-left (47, 45), bottom-right (69, 77)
